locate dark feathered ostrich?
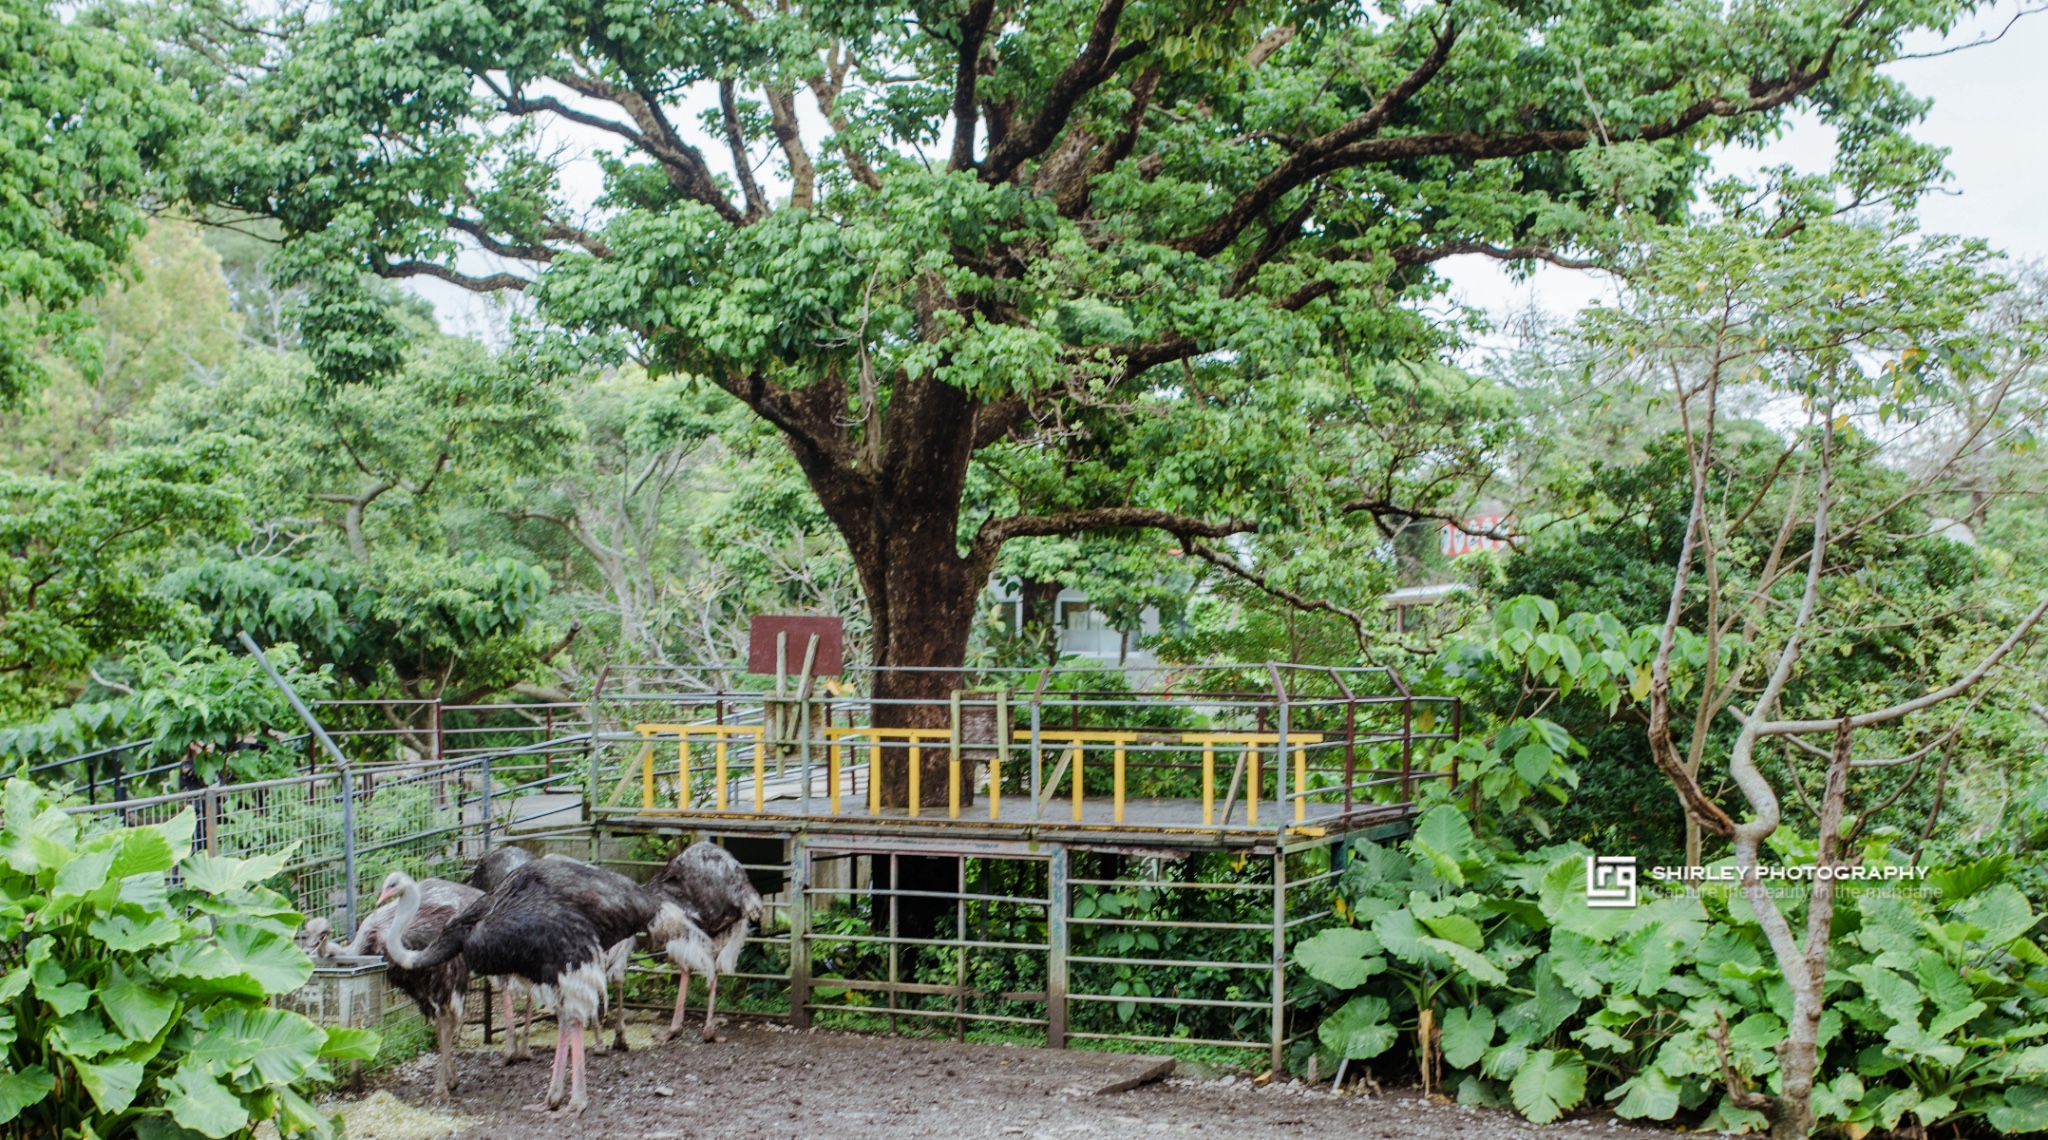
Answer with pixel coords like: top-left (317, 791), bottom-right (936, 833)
top-left (393, 857), bottom-right (660, 1115)
top-left (466, 847), bottom-right (633, 1058)
top-left (647, 841), bottom-right (763, 1044)
top-left (466, 846), bottom-right (539, 1063)
top-left (330, 872), bottom-right (482, 1102)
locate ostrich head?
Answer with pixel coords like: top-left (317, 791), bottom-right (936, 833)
top-left (295, 917), bottom-right (334, 957)
top-left (376, 870), bottom-right (416, 907)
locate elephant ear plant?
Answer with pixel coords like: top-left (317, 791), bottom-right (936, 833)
top-left (0, 778), bottom-right (377, 1138)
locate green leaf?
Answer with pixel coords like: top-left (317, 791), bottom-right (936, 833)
top-left (214, 924), bottom-right (315, 996)
top-left (1611, 1067), bottom-right (1681, 1120)
top-left (66, 1055), bottom-right (145, 1114)
top-left (90, 910), bottom-right (185, 951)
top-left (52, 845), bottom-right (118, 901)
top-left (1960, 885), bottom-right (2037, 946)
top-left (1440, 1005), bottom-right (1496, 1069)
top-left (164, 1065), bottom-right (251, 1138)
top-left (1510, 1049), bottom-right (1588, 1124)
top-left (109, 827), bottom-right (177, 879)
top-left (0, 1066), bottom-right (56, 1125)
top-left (1512, 744), bottom-right (1553, 785)
top-left (318, 1026), bottom-right (381, 1061)
top-left (102, 967), bottom-right (179, 1042)
top-left (1926, 853), bottom-right (2009, 902)
top-left (1294, 927), bottom-right (1385, 989)
top-left (186, 1006), bottom-right (326, 1086)
top-left (1420, 937), bottom-right (1508, 984)
top-left (1987, 1086), bottom-right (2048, 1134)
top-left (1318, 995), bottom-right (1398, 1060)
top-left (1420, 913), bottom-right (1485, 951)
top-left (1851, 964), bottom-right (1923, 1026)
top-left (178, 846), bottom-right (295, 896)
top-left (1371, 909), bottom-right (1444, 968)
top-left (1548, 932), bottom-right (1607, 998)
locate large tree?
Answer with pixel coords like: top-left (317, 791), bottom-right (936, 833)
top-left (187, 0), bottom-right (1957, 803)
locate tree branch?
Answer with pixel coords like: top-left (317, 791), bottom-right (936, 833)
top-left (967, 507), bottom-right (1252, 581)
top-left (719, 79), bottom-right (769, 220)
top-left (979, 0), bottom-right (1142, 184)
top-left (949, 0), bottom-right (997, 171)
top-left (378, 261), bottom-right (530, 293)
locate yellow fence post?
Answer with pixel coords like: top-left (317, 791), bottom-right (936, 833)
top-left (908, 741), bottom-right (922, 818)
top-left (990, 688), bottom-right (1007, 821)
top-left (679, 740), bottom-right (691, 809)
top-left (1071, 745), bottom-right (1084, 822)
top-left (1294, 744), bottom-right (1308, 823)
top-left (716, 738), bottom-right (729, 812)
top-left (753, 734), bottom-right (766, 812)
top-left (1113, 743), bottom-right (1127, 824)
top-left (868, 739), bottom-right (880, 814)
top-left (1247, 747), bottom-right (1260, 826)
top-left (640, 741), bottom-right (655, 809)
top-left (829, 741), bottom-right (841, 815)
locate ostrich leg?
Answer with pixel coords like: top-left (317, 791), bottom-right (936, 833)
top-left (701, 971), bottom-right (725, 1043)
top-left (655, 970), bottom-right (690, 1044)
top-left (563, 1021), bottom-right (589, 1116)
top-left (531, 1024), bottom-right (569, 1112)
top-left (612, 969), bottom-right (629, 1052)
top-left (432, 1006), bottom-right (460, 1101)
top-left (497, 988), bottom-right (532, 1064)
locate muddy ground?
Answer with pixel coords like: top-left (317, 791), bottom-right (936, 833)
top-left (330, 1017), bottom-right (1698, 1140)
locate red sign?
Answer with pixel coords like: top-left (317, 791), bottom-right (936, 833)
top-left (1441, 514), bottom-right (1509, 558)
top-left (747, 615), bottom-right (845, 676)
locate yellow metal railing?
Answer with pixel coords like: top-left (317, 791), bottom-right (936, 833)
top-left (630, 721), bottom-right (1327, 827)
top-left (1178, 733), bottom-right (1325, 825)
top-left (635, 723), bottom-right (767, 811)
top-left (823, 727), bottom-right (957, 818)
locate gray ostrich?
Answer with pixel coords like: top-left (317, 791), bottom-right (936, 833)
top-left (325, 873), bottom-right (482, 1102)
top-left (467, 847), bottom-right (633, 1057)
top-left (647, 841), bottom-right (763, 1045)
top-left (391, 857), bottom-right (659, 1115)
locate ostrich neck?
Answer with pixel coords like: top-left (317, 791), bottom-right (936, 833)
top-left (383, 882), bottom-right (425, 969)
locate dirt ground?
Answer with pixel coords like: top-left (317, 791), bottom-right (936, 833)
top-left (331, 1017), bottom-right (1697, 1140)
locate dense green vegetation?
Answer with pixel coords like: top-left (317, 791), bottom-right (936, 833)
top-left (3, 0), bottom-right (2047, 1135)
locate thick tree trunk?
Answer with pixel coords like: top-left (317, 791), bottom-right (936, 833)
top-left (781, 370), bottom-right (987, 809)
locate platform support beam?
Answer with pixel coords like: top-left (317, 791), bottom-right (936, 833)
top-left (789, 833), bottom-right (812, 1029)
top-left (1271, 849), bottom-right (1288, 1075)
top-left (1047, 844), bottom-right (1070, 1049)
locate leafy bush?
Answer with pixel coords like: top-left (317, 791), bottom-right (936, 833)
top-left (1297, 806), bottom-right (2048, 1134)
top-left (0, 778), bottom-right (376, 1137)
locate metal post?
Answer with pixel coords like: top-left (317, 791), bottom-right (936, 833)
top-left (480, 752), bottom-right (494, 853)
top-left (1271, 849), bottom-right (1288, 1075)
top-left (237, 630), bottom-right (358, 939)
top-left (1029, 694), bottom-right (1044, 821)
top-left (789, 835), bottom-right (812, 1029)
top-left (1047, 845), bottom-right (1069, 1049)
top-left (797, 634), bottom-right (819, 817)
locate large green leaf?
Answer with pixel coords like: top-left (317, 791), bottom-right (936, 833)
top-left (1960, 885), bottom-right (2037, 946)
top-left (178, 847), bottom-right (295, 896)
top-left (1611, 1067), bottom-right (1681, 1120)
top-left (1440, 1005), bottom-right (1496, 1069)
top-left (66, 1054), bottom-right (145, 1114)
top-left (51, 845), bottom-right (118, 902)
top-left (1987, 1086), bottom-right (2048, 1134)
top-left (163, 1066), bottom-right (251, 1139)
top-left (1371, 909), bottom-right (1446, 968)
top-left (52, 1011), bottom-right (128, 1058)
top-left (214, 924), bottom-right (315, 995)
top-left (1548, 932), bottom-right (1607, 998)
top-left (1420, 913), bottom-right (1485, 951)
top-left (1926, 854), bottom-right (2010, 903)
top-left (1319, 995), bottom-right (1398, 1060)
top-left (0, 1066), bottom-right (56, 1125)
top-left (1510, 1049), bottom-right (1588, 1124)
top-left (318, 1026), bottom-right (381, 1061)
top-left (102, 966), bottom-right (179, 1042)
top-left (1851, 964), bottom-right (1923, 1026)
top-left (108, 827), bottom-right (177, 880)
top-left (90, 910), bottom-right (185, 952)
top-left (187, 1007), bottom-right (326, 1086)
top-left (1410, 806), bottom-right (1475, 887)
top-left (1420, 936), bottom-right (1508, 984)
top-left (1294, 927), bottom-right (1385, 988)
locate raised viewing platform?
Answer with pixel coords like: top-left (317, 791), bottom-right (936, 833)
top-left (587, 663), bottom-right (1459, 853)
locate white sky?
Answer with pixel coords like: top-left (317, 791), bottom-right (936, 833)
top-left (412, 6), bottom-right (2048, 348)
top-left (1442, 4), bottom-right (2048, 340)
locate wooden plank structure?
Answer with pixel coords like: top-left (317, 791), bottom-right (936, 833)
top-left (586, 662), bottom-right (1460, 1071)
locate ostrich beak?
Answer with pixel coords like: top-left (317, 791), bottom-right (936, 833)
top-left (377, 886), bottom-right (396, 905)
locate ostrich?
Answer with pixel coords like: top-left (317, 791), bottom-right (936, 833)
top-left (392, 857), bottom-right (659, 1115)
top-left (467, 847), bottom-right (633, 1058)
top-left (647, 841), bottom-right (764, 1045)
top-left (334, 872), bottom-right (482, 1102)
